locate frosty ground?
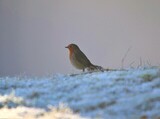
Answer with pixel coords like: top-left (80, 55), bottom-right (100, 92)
top-left (0, 67), bottom-right (160, 119)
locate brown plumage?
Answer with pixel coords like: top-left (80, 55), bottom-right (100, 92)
top-left (65, 44), bottom-right (104, 72)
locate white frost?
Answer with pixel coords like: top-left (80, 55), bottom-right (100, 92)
top-left (0, 67), bottom-right (160, 119)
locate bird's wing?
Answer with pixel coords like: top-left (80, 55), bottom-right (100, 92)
top-left (74, 50), bottom-right (91, 67)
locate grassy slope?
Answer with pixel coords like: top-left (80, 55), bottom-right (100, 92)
top-left (0, 67), bottom-right (160, 119)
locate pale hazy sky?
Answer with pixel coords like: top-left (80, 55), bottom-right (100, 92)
top-left (0, 0), bottom-right (160, 76)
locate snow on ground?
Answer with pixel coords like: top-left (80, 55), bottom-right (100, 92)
top-left (0, 67), bottom-right (160, 119)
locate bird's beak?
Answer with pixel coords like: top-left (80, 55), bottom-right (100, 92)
top-left (65, 46), bottom-right (69, 48)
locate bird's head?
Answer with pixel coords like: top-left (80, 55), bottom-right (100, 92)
top-left (65, 44), bottom-right (79, 52)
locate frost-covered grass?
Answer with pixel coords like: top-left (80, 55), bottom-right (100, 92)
top-left (0, 67), bottom-right (160, 119)
top-left (0, 104), bottom-right (85, 119)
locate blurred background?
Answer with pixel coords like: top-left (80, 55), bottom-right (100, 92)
top-left (0, 0), bottom-right (160, 76)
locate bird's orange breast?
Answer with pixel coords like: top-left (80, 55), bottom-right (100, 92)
top-left (68, 47), bottom-right (74, 60)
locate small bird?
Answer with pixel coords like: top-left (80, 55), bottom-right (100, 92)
top-left (65, 43), bottom-right (104, 72)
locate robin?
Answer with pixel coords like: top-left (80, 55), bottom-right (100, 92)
top-left (65, 43), bottom-right (104, 72)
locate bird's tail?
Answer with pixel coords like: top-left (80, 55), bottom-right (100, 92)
top-left (87, 64), bottom-right (104, 72)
